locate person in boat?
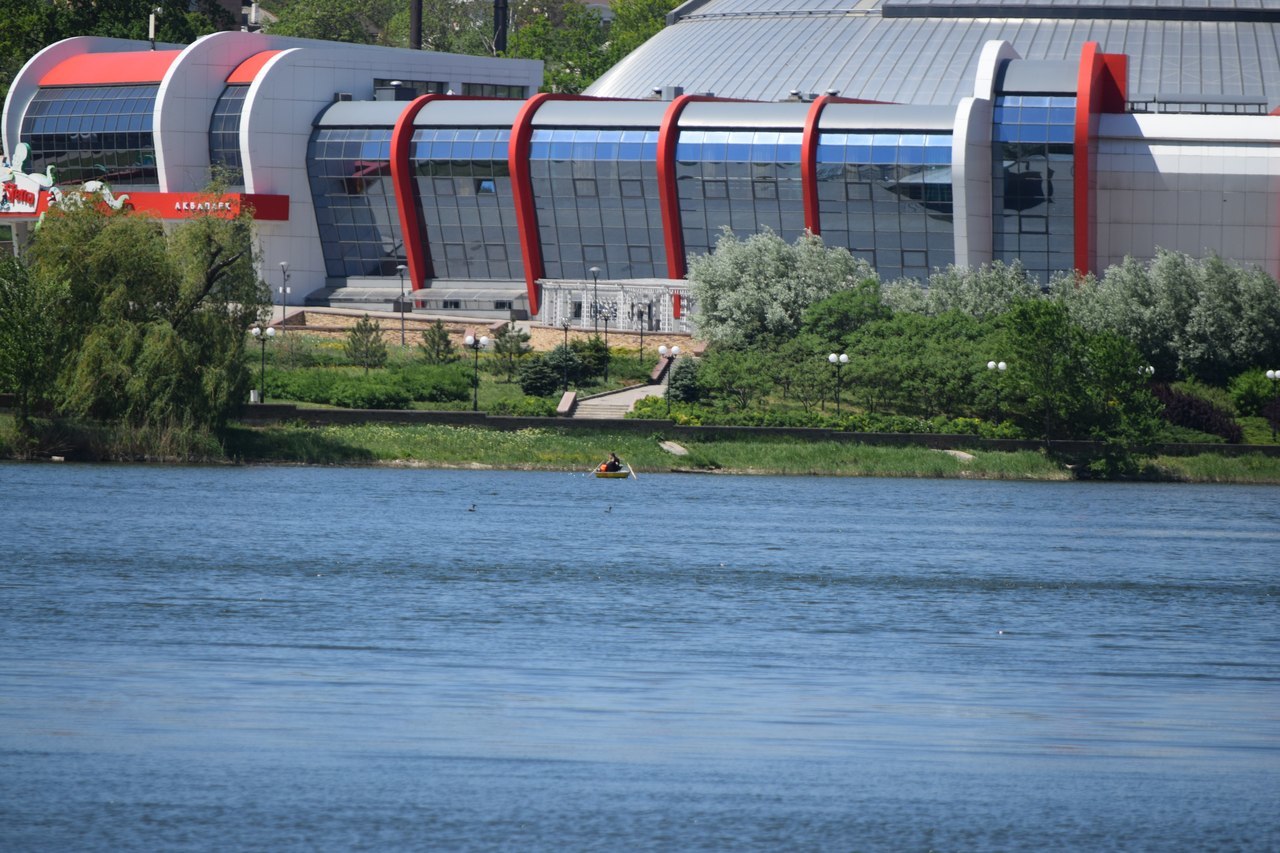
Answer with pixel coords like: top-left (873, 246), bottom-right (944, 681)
top-left (601, 452), bottom-right (623, 472)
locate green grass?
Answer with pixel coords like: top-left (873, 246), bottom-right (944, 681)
top-left (1144, 452), bottom-right (1280, 483)
top-left (221, 422), bottom-right (1072, 479)
top-left (8, 411), bottom-right (1280, 482)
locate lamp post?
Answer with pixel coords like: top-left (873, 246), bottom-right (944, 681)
top-left (987, 359), bottom-right (1007, 421)
top-left (465, 334), bottom-right (489, 411)
top-left (589, 266), bottom-right (601, 333)
top-left (635, 303), bottom-right (646, 366)
top-left (1267, 369), bottom-right (1279, 441)
top-left (278, 261), bottom-right (290, 330)
top-left (560, 318), bottom-right (572, 392)
top-left (396, 263), bottom-right (407, 347)
top-left (658, 344), bottom-right (680, 417)
top-left (250, 324), bottom-right (275, 402)
top-left (827, 352), bottom-right (848, 414)
top-left (603, 312), bottom-right (610, 383)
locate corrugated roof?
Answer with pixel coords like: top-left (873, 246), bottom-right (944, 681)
top-left (586, 2), bottom-right (1280, 106)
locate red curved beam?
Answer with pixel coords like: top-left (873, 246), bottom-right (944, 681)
top-left (801, 96), bottom-right (832, 236)
top-left (1074, 42), bottom-right (1128, 276)
top-left (657, 94), bottom-right (730, 280)
top-left (391, 94), bottom-right (445, 290)
top-left (508, 93), bottom-right (635, 316)
top-left (801, 95), bottom-right (890, 237)
top-left (508, 93), bottom-right (559, 317)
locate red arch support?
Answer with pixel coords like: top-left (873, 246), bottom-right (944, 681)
top-left (656, 94), bottom-right (725, 280)
top-left (1073, 42), bottom-right (1128, 276)
top-left (391, 94), bottom-right (446, 290)
top-left (801, 95), bottom-right (890, 236)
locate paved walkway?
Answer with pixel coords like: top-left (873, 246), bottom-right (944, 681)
top-left (572, 381), bottom-right (668, 419)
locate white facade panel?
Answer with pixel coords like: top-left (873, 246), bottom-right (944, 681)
top-left (1095, 113), bottom-right (1280, 278)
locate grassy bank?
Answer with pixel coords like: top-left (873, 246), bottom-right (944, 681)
top-left (5, 414), bottom-right (1280, 482)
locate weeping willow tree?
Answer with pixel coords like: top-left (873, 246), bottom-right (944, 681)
top-left (22, 185), bottom-right (269, 433)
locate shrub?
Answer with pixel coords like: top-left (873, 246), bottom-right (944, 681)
top-left (542, 346), bottom-right (584, 388)
top-left (518, 356), bottom-right (562, 397)
top-left (1229, 370), bottom-right (1277, 417)
top-left (396, 363), bottom-right (470, 403)
top-left (667, 358), bottom-right (702, 403)
top-left (489, 396), bottom-right (558, 417)
top-left (269, 368), bottom-right (341, 404)
top-left (327, 374), bottom-right (412, 409)
top-left (1151, 383), bottom-right (1243, 444)
top-left (570, 336), bottom-right (608, 382)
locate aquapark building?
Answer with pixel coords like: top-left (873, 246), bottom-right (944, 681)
top-left (4, 0), bottom-right (1280, 334)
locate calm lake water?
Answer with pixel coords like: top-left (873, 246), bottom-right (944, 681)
top-left (1, 463), bottom-right (1277, 851)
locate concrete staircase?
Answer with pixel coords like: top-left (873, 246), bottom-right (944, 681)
top-left (572, 383), bottom-right (666, 419)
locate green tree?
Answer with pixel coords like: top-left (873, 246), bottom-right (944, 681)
top-left (801, 278), bottom-right (888, 346)
top-left (698, 350), bottom-right (772, 411)
top-left (518, 355), bottom-right (561, 397)
top-left (386, 0), bottom-right (496, 54)
top-left (492, 323), bottom-right (533, 381)
top-left (605, 0), bottom-right (673, 63)
top-left (0, 256), bottom-right (65, 439)
top-left (267, 0), bottom-right (399, 43)
top-left (419, 320), bottom-right (460, 364)
top-left (666, 357), bottom-right (702, 404)
top-left (545, 343), bottom-right (585, 388)
top-left (504, 2), bottom-right (610, 93)
top-left (26, 187), bottom-right (265, 430)
top-left (689, 229), bottom-right (877, 348)
top-left (570, 335), bottom-right (608, 383)
top-left (346, 315), bottom-right (389, 374)
top-left (0, 0), bottom-right (232, 103)
top-left (1003, 300), bottom-right (1162, 456)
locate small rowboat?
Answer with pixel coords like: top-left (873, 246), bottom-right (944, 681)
top-left (594, 467), bottom-right (632, 479)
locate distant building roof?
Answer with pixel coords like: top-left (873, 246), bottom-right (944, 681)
top-left (586, 0), bottom-right (1280, 107)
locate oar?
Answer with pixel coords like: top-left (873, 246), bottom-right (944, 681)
top-left (627, 460), bottom-right (638, 480)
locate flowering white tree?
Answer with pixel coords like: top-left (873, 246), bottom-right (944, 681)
top-left (688, 228), bottom-right (876, 347)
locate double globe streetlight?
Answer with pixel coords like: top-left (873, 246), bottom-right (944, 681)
top-left (987, 359), bottom-right (1007, 422)
top-left (250, 324), bottom-right (275, 403)
top-left (828, 352), bottom-right (848, 414)
top-left (465, 334), bottom-right (490, 411)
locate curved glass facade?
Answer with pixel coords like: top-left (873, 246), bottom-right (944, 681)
top-left (528, 129), bottom-right (665, 280)
top-left (20, 85), bottom-right (158, 187)
top-left (991, 95), bottom-right (1076, 281)
top-left (209, 84), bottom-right (248, 184)
top-left (815, 131), bottom-right (954, 280)
top-left (306, 128), bottom-right (405, 277)
top-left (674, 130), bottom-right (806, 259)
top-left (411, 128), bottom-right (523, 281)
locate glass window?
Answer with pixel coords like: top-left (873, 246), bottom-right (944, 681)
top-left (21, 84), bottom-right (161, 187)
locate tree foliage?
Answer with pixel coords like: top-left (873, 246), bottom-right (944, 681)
top-left (689, 229), bottom-right (877, 348)
top-left (605, 0), bottom-right (673, 63)
top-left (22, 190), bottom-right (266, 430)
top-left (267, 0), bottom-right (400, 43)
top-left (492, 323), bottom-right (533, 381)
top-left (503, 2), bottom-right (611, 93)
top-left (0, 256), bottom-right (65, 436)
top-left (418, 320), bottom-right (459, 364)
top-left (345, 315), bottom-right (389, 373)
top-left (1063, 250), bottom-right (1280, 385)
top-left (0, 0), bottom-right (233, 103)
top-left (518, 356), bottom-right (562, 397)
top-left (1002, 299), bottom-right (1162, 451)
